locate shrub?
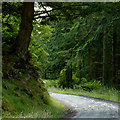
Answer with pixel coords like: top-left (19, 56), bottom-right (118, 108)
top-left (72, 74), bottom-right (80, 85)
top-left (45, 79), bottom-right (59, 88)
top-left (59, 69), bottom-right (67, 88)
top-left (73, 84), bottom-right (82, 89)
top-left (80, 78), bottom-right (102, 91)
top-left (59, 69), bottom-right (80, 89)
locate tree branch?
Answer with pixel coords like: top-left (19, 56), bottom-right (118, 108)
top-left (34, 13), bottom-right (83, 20)
top-left (34, 4), bottom-right (89, 17)
top-left (40, 2), bottom-right (51, 18)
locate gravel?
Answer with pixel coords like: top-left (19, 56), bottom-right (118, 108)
top-left (49, 92), bottom-right (120, 119)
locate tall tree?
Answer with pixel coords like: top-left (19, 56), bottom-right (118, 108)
top-left (15, 2), bottom-right (34, 60)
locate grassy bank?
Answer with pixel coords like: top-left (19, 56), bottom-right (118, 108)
top-left (3, 97), bottom-right (65, 118)
top-left (2, 81), bottom-right (65, 118)
top-left (2, 56), bottom-right (66, 119)
top-left (48, 87), bottom-right (120, 103)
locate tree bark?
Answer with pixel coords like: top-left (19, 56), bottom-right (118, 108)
top-left (15, 2), bottom-right (34, 60)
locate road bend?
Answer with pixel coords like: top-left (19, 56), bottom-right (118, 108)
top-left (49, 92), bottom-right (119, 119)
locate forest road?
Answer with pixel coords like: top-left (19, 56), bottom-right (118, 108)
top-left (49, 92), bottom-right (120, 119)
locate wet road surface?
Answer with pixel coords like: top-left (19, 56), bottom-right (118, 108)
top-left (49, 92), bottom-right (119, 119)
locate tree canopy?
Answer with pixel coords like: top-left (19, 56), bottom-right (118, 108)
top-left (2, 2), bottom-right (120, 90)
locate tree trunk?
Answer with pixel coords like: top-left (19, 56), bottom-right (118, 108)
top-left (89, 48), bottom-right (93, 80)
top-left (65, 65), bottom-right (72, 88)
top-left (69, 64), bottom-right (73, 88)
top-left (15, 2), bottom-right (34, 60)
top-left (65, 49), bottom-right (73, 88)
top-left (102, 30), bottom-right (106, 85)
top-left (112, 25), bottom-right (118, 89)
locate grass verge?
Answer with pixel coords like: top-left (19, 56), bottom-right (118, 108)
top-left (3, 98), bottom-right (65, 118)
top-left (2, 80), bottom-right (65, 119)
top-left (3, 87), bottom-right (65, 119)
top-left (48, 87), bottom-right (120, 103)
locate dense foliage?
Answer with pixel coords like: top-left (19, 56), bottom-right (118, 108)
top-left (35, 3), bottom-right (120, 89)
top-left (2, 2), bottom-right (120, 117)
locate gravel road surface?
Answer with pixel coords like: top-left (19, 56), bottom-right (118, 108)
top-left (49, 92), bottom-right (119, 119)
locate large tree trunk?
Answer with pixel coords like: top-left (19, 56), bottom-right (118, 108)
top-left (15, 2), bottom-right (34, 60)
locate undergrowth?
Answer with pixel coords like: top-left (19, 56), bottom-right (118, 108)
top-left (45, 79), bottom-right (119, 103)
